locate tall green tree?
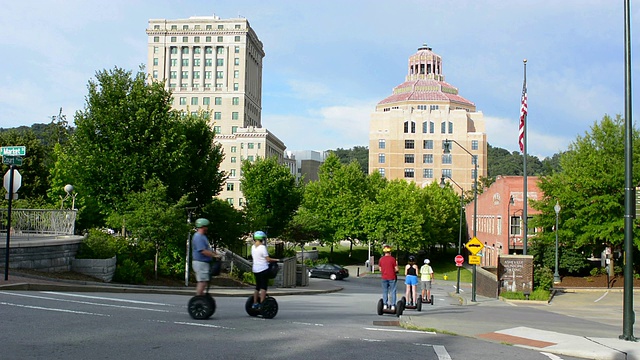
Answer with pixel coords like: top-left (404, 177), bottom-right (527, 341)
top-left (201, 198), bottom-right (246, 252)
top-left (240, 156), bottom-right (302, 238)
top-left (50, 67), bottom-right (225, 227)
top-left (330, 146), bottom-right (369, 174)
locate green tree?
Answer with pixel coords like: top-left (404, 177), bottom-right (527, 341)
top-left (330, 146), bottom-right (369, 174)
top-left (240, 156), bottom-right (303, 238)
top-left (0, 129), bottom-right (50, 200)
top-left (201, 198), bottom-right (246, 252)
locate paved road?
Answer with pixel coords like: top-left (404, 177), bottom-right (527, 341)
top-left (0, 276), bottom-right (586, 360)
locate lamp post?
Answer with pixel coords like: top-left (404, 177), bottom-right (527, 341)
top-left (60, 184), bottom-right (77, 210)
top-left (553, 201), bottom-right (561, 284)
top-left (443, 139), bottom-right (478, 301)
top-left (440, 176), bottom-right (464, 294)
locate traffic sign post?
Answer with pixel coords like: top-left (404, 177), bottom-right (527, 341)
top-left (468, 255), bottom-right (481, 265)
top-left (465, 236), bottom-right (484, 302)
top-left (2, 156), bottom-right (22, 166)
top-left (0, 146), bottom-right (26, 157)
top-left (3, 165), bottom-right (20, 280)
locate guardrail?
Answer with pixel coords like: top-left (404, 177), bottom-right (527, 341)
top-left (0, 209), bottom-right (77, 236)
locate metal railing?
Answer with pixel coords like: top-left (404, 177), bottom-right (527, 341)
top-left (0, 209), bottom-right (76, 236)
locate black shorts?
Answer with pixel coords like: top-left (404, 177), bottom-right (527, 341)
top-left (254, 269), bottom-right (269, 291)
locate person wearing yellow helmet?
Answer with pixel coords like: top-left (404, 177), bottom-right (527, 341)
top-left (378, 244), bottom-right (398, 310)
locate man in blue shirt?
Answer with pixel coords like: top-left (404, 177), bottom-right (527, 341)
top-left (191, 218), bottom-right (218, 295)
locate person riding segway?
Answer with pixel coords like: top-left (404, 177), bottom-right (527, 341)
top-left (376, 245), bottom-right (404, 316)
top-left (245, 231), bottom-right (280, 319)
top-left (188, 218), bottom-right (221, 319)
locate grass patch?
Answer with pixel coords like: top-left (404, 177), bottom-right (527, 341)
top-left (500, 289), bottom-right (550, 301)
top-left (400, 322), bottom-right (458, 336)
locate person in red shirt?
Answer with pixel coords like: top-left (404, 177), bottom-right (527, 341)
top-left (378, 245), bottom-right (399, 310)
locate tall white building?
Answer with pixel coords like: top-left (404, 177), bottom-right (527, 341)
top-left (146, 15), bottom-right (286, 207)
top-left (368, 44), bottom-right (487, 193)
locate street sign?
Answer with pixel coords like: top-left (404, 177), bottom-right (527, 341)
top-left (2, 156), bottom-right (22, 166)
top-left (468, 255), bottom-right (481, 265)
top-left (3, 169), bottom-right (21, 193)
top-left (455, 254), bottom-right (464, 267)
top-left (0, 146), bottom-right (26, 157)
top-left (465, 237), bottom-right (485, 255)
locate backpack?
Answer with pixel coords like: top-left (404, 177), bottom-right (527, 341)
top-left (210, 260), bottom-right (221, 277)
top-left (267, 262), bottom-right (279, 279)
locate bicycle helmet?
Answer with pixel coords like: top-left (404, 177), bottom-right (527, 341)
top-left (424, 259), bottom-right (430, 264)
top-left (408, 255), bottom-right (416, 263)
top-left (254, 231), bottom-right (267, 241)
top-left (195, 218), bottom-right (210, 228)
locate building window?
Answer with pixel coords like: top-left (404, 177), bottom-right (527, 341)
top-left (404, 121), bottom-right (416, 134)
top-left (510, 216), bottom-right (520, 236)
top-left (448, 121), bottom-right (454, 134)
top-left (205, 59), bottom-right (212, 66)
top-left (215, 97), bottom-right (222, 105)
top-left (183, 25), bottom-right (189, 30)
top-left (378, 154), bottom-right (385, 163)
top-left (153, 58), bottom-right (159, 66)
top-left (422, 121), bottom-right (428, 133)
top-left (234, 70), bottom-right (239, 78)
top-left (232, 97), bottom-right (239, 105)
top-left (442, 169), bottom-right (452, 178)
top-left (235, 46), bottom-right (240, 53)
top-left (179, 97), bottom-right (187, 105)
top-left (205, 46), bottom-right (213, 54)
top-left (234, 83), bottom-right (239, 91)
top-left (193, 71), bottom-right (200, 79)
top-left (232, 126), bottom-right (238, 134)
top-left (193, 59), bottom-right (201, 66)
top-left (231, 146), bottom-right (237, 153)
top-left (472, 168), bottom-right (477, 180)
top-left (404, 168), bottom-right (415, 178)
top-left (430, 121), bottom-right (435, 133)
top-left (214, 112), bottom-right (222, 120)
top-left (378, 168), bottom-right (385, 177)
top-left (404, 140), bottom-right (415, 149)
top-left (153, 46), bottom-right (159, 54)
top-left (153, 36), bottom-right (160, 43)
top-left (441, 122), bottom-right (446, 134)
top-left (195, 47), bottom-right (202, 54)
top-left (171, 37), bottom-right (177, 43)
top-left (248, 143), bottom-right (254, 149)
top-left (205, 71), bottom-right (212, 79)
top-left (181, 71), bottom-right (188, 79)
top-left (217, 36), bottom-right (223, 42)
top-left (152, 70), bottom-right (158, 79)
top-left (182, 59), bottom-right (189, 66)
top-left (216, 71), bottom-right (224, 79)
top-left (235, 24), bottom-right (241, 29)
top-left (203, 97), bottom-right (210, 105)
top-left (235, 58), bottom-right (240, 65)
top-left (191, 97), bottom-right (198, 105)
top-left (472, 140), bottom-right (479, 150)
top-left (217, 47), bottom-right (224, 54)
top-left (206, 36), bottom-right (211, 42)
top-left (194, 25), bottom-right (200, 30)
top-left (404, 154), bottom-right (415, 164)
top-left (232, 112), bottom-right (239, 120)
top-left (423, 169), bottom-right (433, 178)
top-left (234, 36), bottom-right (241, 42)
top-left (442, 154), bottom-right (452, 164)
top-left (213, 126), bottom-right (221, 134)
top-left (378, 139), bottom-right (386, 149)
top-left (217, 58), bottom-right (224, 66)
top-left (248, 155), bottom-right (254, 162)
top-left (423, 140), bottom-right (433, 150)
top-left (227, 183), bottom-right (234, 191)
top-left (430, 105), bottom-right (439, 111)
top-left (423, 154), bottom-right (433, 164)
top-left (472, 155), bottom-right (478, 165)
top-left (170, 59), bottom-right (177, 66)
top-left (226, 198), bottom-right (234, 205)
top-left (238, 197), bottom-right (244, 206)
top-left (218, 24), bottom-right (224, 29)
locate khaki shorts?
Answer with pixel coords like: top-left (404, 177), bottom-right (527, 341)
top-left (192, 260), bottom-right (211, 282)
top-left (421, 280), bottom-right (432, 291)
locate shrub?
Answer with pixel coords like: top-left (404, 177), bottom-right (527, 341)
top-left (614, 265), bottom-right (623, 276)
top-left (243, 271), bottom-right (256, 285)
top-left (76, 229), bottom-right (117, 259)
top-left (590, 267), bottom-right (601, 277)
top-left (534, 266), bottom-right (554, 291)
top-left (500, 291), bottom-right (525, 300)
top-left (113, 259), bottom-right (145, 284)
top-left (530, 289), bottom-right (550, 301)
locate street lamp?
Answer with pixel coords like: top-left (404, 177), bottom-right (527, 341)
top-left (60, 184), bottom-right (77, 210)
top-left (554, 201), bottom-right (561, 284)
top-left (440, 176), bottom-right (464, 294)
top-left (443, 139), bottom-right (478, 301)
top-left (507, 195), bottom-right (514, 253)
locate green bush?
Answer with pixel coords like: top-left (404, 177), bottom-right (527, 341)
top-left (76, 229), bottom-right (117, 259)
top-left (530, 289), bottom-right (550, 301)
top-left (590, 267), bottom-right (601, 277)
top-left (614, 265), bottom-right (623, 276)
top-left (500, 291), bottom-right (525, 300)
top-left (501, 289), bottom-right (549, 301)
top-left (113, 259), bottom-right (145, 284)
top-left (243, 271), bottom-right (255, 285)
top-left (534, 266), bottom-right (554, 291)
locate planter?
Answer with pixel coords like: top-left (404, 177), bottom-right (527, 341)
top-left (71, 256), bottom-right (117, 282)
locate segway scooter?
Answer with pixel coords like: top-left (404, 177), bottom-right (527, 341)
top-left (245, 262), bottom-right (280, 319)
top-left (187, 261), bottom-right (221, 320)
top-left (401, 293), bottom-right (422, 312)
top-left (376, 298), bottom-right (404, 317)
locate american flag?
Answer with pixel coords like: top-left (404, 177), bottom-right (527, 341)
top-left (518, 79), bottom-right (527, 153)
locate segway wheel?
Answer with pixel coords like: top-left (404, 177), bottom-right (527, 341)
top-left (416, 297), bottom-right (422, 311)
top-left (245, 295), bottom-right (260, 317)
top-left (395, 300), bottom-right (404, 317)
top-left (188, 294), bottom-right (216, 320)
top-left (261, 297), bottom-right (278, 319)
top-left (377, 298), bottom-right (384, 315)
top-left (401, 296), bottom-right (407, 308)
top-left (430, 295), bottom-right (434, 305)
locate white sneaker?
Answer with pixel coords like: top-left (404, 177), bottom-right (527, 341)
top-left (390, 305), bottom-right (396, 311)
top-left (383, 304), bottom-right (388, 310)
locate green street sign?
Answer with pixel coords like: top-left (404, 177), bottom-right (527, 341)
top-left (0, 146), bottom-right (26, 156)
top-left (2, 156), bottom-right (22, 166)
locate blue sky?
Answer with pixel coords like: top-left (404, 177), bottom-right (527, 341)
top-left (1, 0), bottom-right (638, 158)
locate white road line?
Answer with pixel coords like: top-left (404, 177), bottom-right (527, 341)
top-left (174, 321), bottom-right (235, 330)
top-left (361, 338), bottom-right (384, 342)
top-left (0, 301), bottom-right (109, 316)
top-left (433, 345), bottom-right (452, 360)
top-left (540, 351), bottom-right (564, 359)
top-left (0, 291), bottom-right (173, 313)
top-left (290, 321), bottom-right (324, 326)
top-left (40, 292), bottom-right (176, 306)
top-left (364, 327), bottom-right (436, 334)
top-left (594, 292), bottom-right (609, 303)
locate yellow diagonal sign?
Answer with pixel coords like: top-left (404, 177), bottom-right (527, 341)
top-left (465, 237), bottom-right (484, 255)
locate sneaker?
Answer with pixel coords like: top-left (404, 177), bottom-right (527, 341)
top-left (252, 303), bottom-right (261, 309)
top-left (390, 305), bottom-right (396, 311)
top-left (383, 304), bottom-right (388, 310)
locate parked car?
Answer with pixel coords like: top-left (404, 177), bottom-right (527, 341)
top-left (308, 264), bottom-right (349, 280)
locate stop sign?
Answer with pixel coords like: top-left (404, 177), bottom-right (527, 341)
top-left (455, 255), bottom-right (464, 267)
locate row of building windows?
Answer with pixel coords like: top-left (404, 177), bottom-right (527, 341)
top-left (376, 168), bottom-right (477, 180)
top-left (378, 139), bottom-right (479, 151)
top-left (155, 57), bottom-right (241, 67)
top-left (225, 197), bottom-right (245, 206)
top-left (153, 24), bottom-right (243, 31)
top-left (176, 97), bottom-right (241, 108)
top-left (167, 82), bottom-right (240, 91)
top-left (162, 69), bottom-right (240, 80)
top-left (153, 35), bottom-right (243, 43)
top-left (404, 120), bottom-right (453, 134)
top-left (152, 46), bottom-right (241, 55)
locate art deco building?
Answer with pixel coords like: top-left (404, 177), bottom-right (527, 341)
top-left (368, 44), bottom-right (487, 193)
top-left (146, 15), bottom-right (286, 207)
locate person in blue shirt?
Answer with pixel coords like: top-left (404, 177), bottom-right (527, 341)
top-left (191, 218), bottom-right (219, 295)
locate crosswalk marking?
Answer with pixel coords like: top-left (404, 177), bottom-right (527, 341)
top-left (540, 352), bottom-right (564, 360)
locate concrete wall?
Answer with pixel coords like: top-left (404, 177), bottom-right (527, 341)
top-left (0, 235), bottom-right (84, 272)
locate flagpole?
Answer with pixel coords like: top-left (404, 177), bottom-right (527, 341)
top-left (520, 59), bottom-right (529, 255)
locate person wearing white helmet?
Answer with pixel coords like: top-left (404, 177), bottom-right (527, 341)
top-left (191, 218), bottom-right (220, 296)
top-left (420, 258), bottom-right (434, 301)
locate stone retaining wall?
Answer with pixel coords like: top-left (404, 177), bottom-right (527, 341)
top-left (72, 256), bottom-right (117, 282)
top-left (0, 235), bottom-right (84, 272)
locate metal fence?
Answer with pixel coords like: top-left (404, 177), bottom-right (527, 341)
top-left (0, 209), bottom-right (77, 236)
